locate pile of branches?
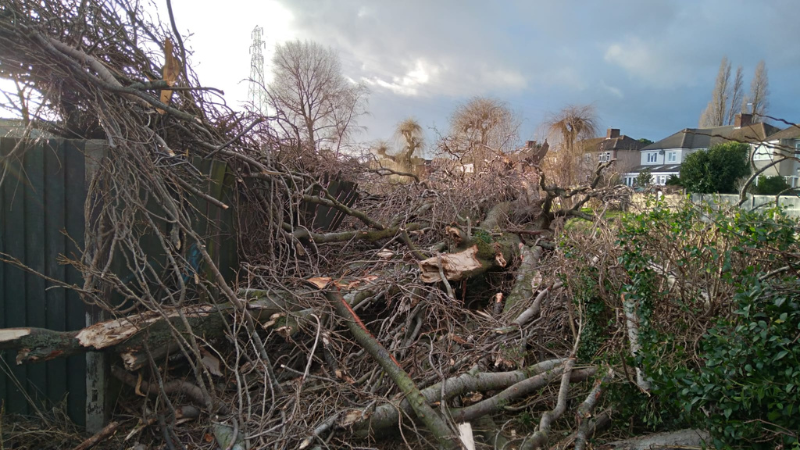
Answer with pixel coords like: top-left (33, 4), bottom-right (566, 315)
top-left (0, 1), bottom-right (670, 449)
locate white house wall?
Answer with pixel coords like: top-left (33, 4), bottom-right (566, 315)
top-left (752, 139), bottom-right (800, 178)
top-left (640, 148), bottom-right (695, 166)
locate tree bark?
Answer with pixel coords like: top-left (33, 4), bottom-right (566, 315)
top-left (602, 429), bottom-right (711, 450)
top-left (0, 288), bottom-right (307, 369)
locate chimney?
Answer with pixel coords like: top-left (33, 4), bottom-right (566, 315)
top-left (735, 114), bottom-right (752, 128)
top-left (606, 128), bottom-right (620, 139)
top-left (526, 140), bottom-right (537, 149)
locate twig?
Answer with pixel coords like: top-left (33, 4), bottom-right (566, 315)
top-left (165, 0), bottom-right (189, 83)
top-left (71, 421), bottom-right (120, 450)
top-left (174, 176), bottom-right (229, 210)
top-left (302, 193), bottom-right (385, 230)
top-left (205, 118), bottom-right (265, 159)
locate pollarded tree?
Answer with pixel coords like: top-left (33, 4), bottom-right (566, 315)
top-left (680, 142), bottom-right (750, 193)
top-left (269, 40), bottom-right (369, 152)
top-left (542, 104), bottom-right (598, 187)
top-left (447, 97), bottom-right (520, 170)
top-left (395, 118), bottom-right (424, 161)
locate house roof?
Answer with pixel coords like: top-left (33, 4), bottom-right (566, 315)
top-left (642, 122), bottom-right (781, 151)
top-left (628, 164), bottom-right (682, 174)
top-left (582, 135), bottom-right (647, 153)
top-left (766, 124), bottom-right (800, 141)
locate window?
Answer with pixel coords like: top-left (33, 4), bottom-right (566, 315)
top-left (647, 152), bottom-right (658, 163)
top-left (667, 151), bottom-right (677, 162)
top-left (599, 151), bottom-right (611, 162)
top-left (754, 145), bottom-right (774, 161)
top-left (657, 175), bottom-right (667, 185)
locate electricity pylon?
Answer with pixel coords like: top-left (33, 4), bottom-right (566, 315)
top-left (248, 25), bottom-right (267, 114)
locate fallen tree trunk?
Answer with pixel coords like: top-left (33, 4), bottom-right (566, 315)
top-left (602, 429), bottom-right (711, 449)
top-left (0, 288), bottom-right (312, 369)
top-left (418, 233), bottom-right (521, 282)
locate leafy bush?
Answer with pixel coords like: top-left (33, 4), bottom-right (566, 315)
top-left (751, 175), bottom-right (791, 195)
top-left (558, 199), bottom-right (800, 447)
top-left (684, 280), bottom-right (800, 447)
top-left (680, 142), bottom-right (750, 193)
top-left (665, 174), bottom-right (681, 186)
top-left (636, 168), bottom-right (652, 187)
top-left (617, 202), bottom-right (799, 448)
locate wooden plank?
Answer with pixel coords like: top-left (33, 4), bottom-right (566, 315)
top-left (24, 139), bottom-right (48, 406)
top-left (63, 139), bottom-right (86, 426)
top-left (0, 138), bottom-right (8, 405)
top-left (2, 138), bottom-right (29, 415)
top-left (44, 139), bottom-right (68, 404)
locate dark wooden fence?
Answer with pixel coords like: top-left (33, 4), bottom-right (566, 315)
top-left (0, 137), bottom-right (237, 429)
top-left (1, 137), bottom-right (88, 425)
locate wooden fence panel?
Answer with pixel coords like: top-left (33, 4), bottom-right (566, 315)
top-left (0, 138), bottom-right (236, 429)
top-left (0, 138), bottom-right (87, 426)
top-left (43, 139), bottom-right (67, 407)
top-left (63, 139), bottom-right (87, 426)
top-left (2, 137), bottom-right (30, 416)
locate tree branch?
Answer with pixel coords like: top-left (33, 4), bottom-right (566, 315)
top-left (324, 290), bottom-right (456, 449)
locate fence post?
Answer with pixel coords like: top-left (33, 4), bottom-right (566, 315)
top-left (83, 140), bottom-right (110, 433)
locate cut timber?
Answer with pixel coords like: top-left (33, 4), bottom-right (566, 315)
top-left (419, 246), bottom-right (482, 282)
top-left (419, 233), bottom-right (521, 283)
top-left (603, 429), bottom-right (711, 449)
top-left (0, 288), bottom-right (311, 369)
top-left (76, 305), bottom-right (214, 349)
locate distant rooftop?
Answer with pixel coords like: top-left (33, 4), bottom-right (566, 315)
top-left (582, 128), bottom-right (647, 153)
top-left (765, 124), bottom-right (800, 141)
top-left (643, 115), bottom-right (780, 151)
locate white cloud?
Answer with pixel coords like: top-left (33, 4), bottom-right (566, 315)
top-left (604, 36), bottom-right (702, 89)
top-left (483, 68), bottom-right (527, 90)
top-left (604, 38), bottom-right (664, 82)
top-left (361, 59), bottom-right (438, 96)
top-left (359, 58), bottom-right (525, 98)
top-left (600, 81), bottom-right (624, 99)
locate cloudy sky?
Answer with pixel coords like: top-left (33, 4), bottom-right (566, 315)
top-left (168, 0), bottom-right (800, 150)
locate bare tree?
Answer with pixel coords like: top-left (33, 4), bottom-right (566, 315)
top-left (542, 104), bottom-right (598, 187)
top-left (269, 40), bottom-right (368, 152)
top-left (446, 97), bottom-right (520, 170)
top-left (395, 118), bottom-right (424, 161)
top-left (699, 57), bottom-right (731, 127)
top-left (743, 60), bottom-right (769, 123)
